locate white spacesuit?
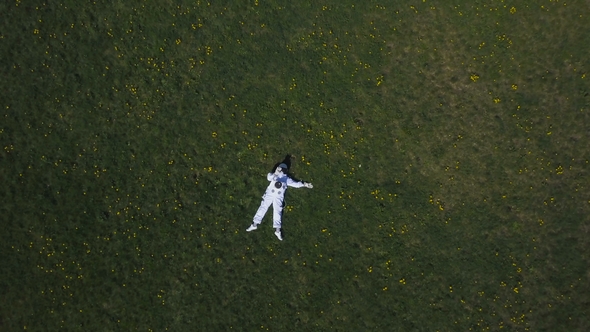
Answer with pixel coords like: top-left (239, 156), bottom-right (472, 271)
top-left (246, 163), bottom-right (313, 240)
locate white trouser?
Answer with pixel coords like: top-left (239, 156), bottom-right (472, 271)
top-left (253, 193), bottom-right (284, 228)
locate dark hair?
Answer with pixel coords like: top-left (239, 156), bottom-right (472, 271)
top-left (270, 154), bottom-right (292, 173)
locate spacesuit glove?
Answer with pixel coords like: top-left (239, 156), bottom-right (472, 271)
top-left (304, 182), bottom-right (313, 189)
top-left (274, 167), bottom-right (283, 175)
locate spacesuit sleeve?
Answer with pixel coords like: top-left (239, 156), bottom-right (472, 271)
top-left (286, 177), bottom-right (305, 188)
top-left (266, 173), bottom-right (274, 181)
top-left (270, 163), bottom-right (280, 174)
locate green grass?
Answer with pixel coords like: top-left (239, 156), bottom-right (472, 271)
top-left (1, 0), bottom-right (589, 330)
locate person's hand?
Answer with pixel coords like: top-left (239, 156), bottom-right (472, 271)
top-left (304, 182), bottom-right (313, 189)
top-left (274, 167), bottom-right (283, 175)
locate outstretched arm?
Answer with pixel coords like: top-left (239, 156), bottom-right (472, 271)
top-left (286, 177), bottom-right (313, 188)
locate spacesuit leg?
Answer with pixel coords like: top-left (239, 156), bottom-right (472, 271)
top-left (253, 193), bottom-right (273, 224)
top-left (272, 195), bottom-right (285, 229)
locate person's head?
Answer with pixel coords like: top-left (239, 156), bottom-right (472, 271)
top-left (278, 163), bottom-right (288, 173)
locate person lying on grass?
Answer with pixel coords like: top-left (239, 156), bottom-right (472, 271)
top-left (246, 161), bottom-right (313, 241)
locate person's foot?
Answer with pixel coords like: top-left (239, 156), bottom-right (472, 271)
top-left (274, 229), bottom-right (283, 241)
top-left (246, 224), bottom-right (258, 232)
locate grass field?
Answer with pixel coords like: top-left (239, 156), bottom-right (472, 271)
top-left (1, 0), bottom-right (589, 330)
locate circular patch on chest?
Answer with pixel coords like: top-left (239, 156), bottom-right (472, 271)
top-left (274, 182), bottom-right (282, 189)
